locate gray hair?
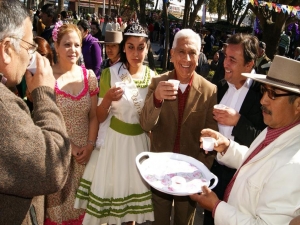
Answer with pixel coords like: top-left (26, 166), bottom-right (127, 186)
top-left (0, 0), bottom-right (29, 52)
top-left (172, 29), bottom-right (201, 54)
top-left (288, 94), bottom-right (300, 104)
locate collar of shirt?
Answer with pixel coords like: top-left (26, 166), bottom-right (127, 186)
top-left (266, 120), bottom-right (300, 145)
top-left (227, 77), bottom-right (253, 91)
top-left (174, 70), bottom-right (194, 87)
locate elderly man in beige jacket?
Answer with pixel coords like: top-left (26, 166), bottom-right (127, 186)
top-left (140, 28), bottom-right (218, 225)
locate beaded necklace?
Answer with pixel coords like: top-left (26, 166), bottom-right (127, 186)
top-left (133, 66), bottom-right (151, 88)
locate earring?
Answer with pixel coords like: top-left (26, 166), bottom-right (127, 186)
top-left (123, 50), bottom-right (125, 53)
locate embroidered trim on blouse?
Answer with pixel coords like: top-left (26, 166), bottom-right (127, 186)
top-left (133, 66), bottom-right (151, 88)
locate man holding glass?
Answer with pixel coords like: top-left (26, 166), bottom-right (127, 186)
top-left (191, 55), bottom-right (300, 225)
top-left (0, 1), bottom-right (71, 224)
top-left (140, 28), bottom-right (218, 225)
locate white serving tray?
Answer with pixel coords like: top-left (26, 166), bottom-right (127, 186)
top-left (136, 152), bottom-right (218, 196)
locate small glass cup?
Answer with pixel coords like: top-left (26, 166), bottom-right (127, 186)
top-left (168, 79), bottom-right (180, 90)
top-left (27, 53), bottom-right (37, 74)
top-left (202, 137), bottom-right (216, 151)
top-left (214, 104), bottom-right (227, 110)
top-left (115, 81), bottom-right (126, 91)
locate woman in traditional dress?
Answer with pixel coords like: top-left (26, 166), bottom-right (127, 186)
top-left (75, 23), bottom-right (155, 225)
top-left (44, 23), bottom-right (99, 225)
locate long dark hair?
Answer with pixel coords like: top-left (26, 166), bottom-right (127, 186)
top-left (118, 23), bottom-right (150, 71)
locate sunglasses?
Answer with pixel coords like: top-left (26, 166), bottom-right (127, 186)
top-left (260, 85), bottom-right (295, 100)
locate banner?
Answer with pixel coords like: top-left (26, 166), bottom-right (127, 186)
top-left (250, 0), bottom-right (300, 19)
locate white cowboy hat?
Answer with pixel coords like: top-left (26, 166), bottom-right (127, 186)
top-left (242, 55), bottom-right (300, 94)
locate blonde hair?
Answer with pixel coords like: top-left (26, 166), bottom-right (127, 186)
top-left (56, 24), bottom-right (82, 46)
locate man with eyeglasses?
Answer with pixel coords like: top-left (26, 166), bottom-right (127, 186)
top-left (190, 55), bottom-right (300, 225)
top-left (0, 1), bottom-right (71, 224)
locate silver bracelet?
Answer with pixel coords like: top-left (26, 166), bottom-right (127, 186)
top-left (87, 140), bottom-right (96, 148)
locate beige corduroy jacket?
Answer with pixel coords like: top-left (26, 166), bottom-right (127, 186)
top-left (140, 70), bottom-right (218, 169)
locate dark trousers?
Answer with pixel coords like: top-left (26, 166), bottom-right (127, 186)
top-left (151, 187), bottom-right (196, 225)
top-left (203, 159), bottom-right (237, 225)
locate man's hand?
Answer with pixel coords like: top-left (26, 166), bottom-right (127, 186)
top-left (213, 107), bottom-right (240, 126)
top-left (190, 186), bottom-right (220, 211)
top-left (154, 81), bottom-right (178, 101)
top-left (25, 53), bottom-right (55, 92)
top-left (200, 128), bottom-right (230, 154)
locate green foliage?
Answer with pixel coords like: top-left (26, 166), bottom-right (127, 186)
top-left (208, 0), bottom-right (218, 14)
top-left (207, 0), bottom-right (226, 20)
top-left (227, 0), bottom-right (248, 25)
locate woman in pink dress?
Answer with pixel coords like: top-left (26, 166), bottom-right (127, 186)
top-left (44, 23), bottom-right (99, 225)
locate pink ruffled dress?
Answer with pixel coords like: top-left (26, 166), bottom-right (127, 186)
top-left (44, 66), bottom-right (99, 225)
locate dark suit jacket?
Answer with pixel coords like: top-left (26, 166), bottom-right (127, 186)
top-left (217, 79), bottom-right (266, 146)
top-left (140, 70), bottom-right (218, 169)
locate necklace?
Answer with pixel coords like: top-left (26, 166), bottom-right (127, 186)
top-left (133, 66), bottom-right (151, 88)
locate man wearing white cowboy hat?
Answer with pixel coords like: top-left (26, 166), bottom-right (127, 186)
top-left (190, 55), bottom-right (300, 225)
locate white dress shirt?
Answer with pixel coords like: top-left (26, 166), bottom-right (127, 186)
top-left (218, 76), bottom-right (254, 140)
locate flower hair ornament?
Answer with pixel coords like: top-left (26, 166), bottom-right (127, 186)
top-left (124, 23), bottom-right (148, 38)
top-left (52, 21), bottom-right (63, 42)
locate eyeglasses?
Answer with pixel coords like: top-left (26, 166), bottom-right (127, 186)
top-left (10, 37), bottom-right (38, 55)
top-left (260, 85), bottom-right (295, 100)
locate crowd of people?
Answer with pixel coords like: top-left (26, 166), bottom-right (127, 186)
top-left (1, 0), bottom-right (300, 225)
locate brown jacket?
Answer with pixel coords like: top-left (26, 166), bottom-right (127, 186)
top-left (140, 71), bottom-right (218, 169)
top-left (0, 85), bottom-right (71, 225)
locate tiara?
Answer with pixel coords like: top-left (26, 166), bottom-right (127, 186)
top-left (124, 23), bottom-right (148, 38)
